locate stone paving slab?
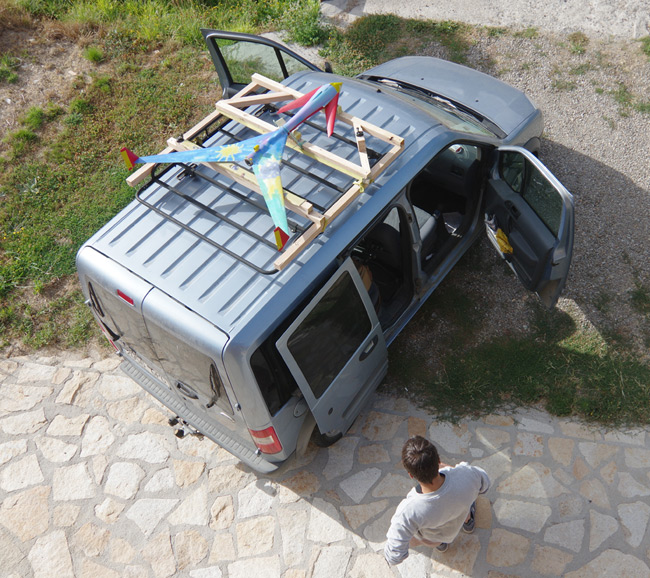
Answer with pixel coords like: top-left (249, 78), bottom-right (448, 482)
top-left (1, 353), bottom-right (650, 577)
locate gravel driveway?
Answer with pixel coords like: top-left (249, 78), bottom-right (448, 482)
top-left (340, 0), bottom-right (650, 39)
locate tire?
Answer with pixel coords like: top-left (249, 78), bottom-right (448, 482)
top-left (311, 429), bottom-right (343, 448)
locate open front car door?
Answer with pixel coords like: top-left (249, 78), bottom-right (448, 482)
top-left (201, 29), bottom-right (323, 98)
top-left (485, 146), bottom-right (574, 308)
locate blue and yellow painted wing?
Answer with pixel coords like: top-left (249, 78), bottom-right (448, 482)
top-left (250, 131), bottom-right (290, 249)
top-left (121, 137), bottom-right (264, 169)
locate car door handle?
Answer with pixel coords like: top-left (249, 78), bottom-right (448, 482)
top-left (359, 335), bottom-right (379, 361)
top-left (176, 381), bottom-right (199, 399)
top-left (505, 201), bottom-right (520, 219)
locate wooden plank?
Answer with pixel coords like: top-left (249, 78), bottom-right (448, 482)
top-left (336, 111), bottom-right (405, 146)
top-left (251, 74), bottom-right (303, 98)
top-left (353, 120), bottom-right (371, 173)
top-left (126, 146), bottom-right (174, 187)
top-left (183, 108), bottom-right (225, 140)
top-left (215, 100), bottom-right (368, 180)
top-left (273, 225), bottom-right (321, 270)
top-left (125, 80), bottom-right (260, 189)
top-left (166, 138), bottom-right (325, 228)
top-left (126, 108), bottom-right (228, 188)
top-left (369, 143), bottom-right (403, 180)
top-left (226, 90), bottom-right (295, 108)
top-left (274, 181), bottom-right (364, 270)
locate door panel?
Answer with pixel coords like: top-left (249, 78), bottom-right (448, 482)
top-left (485, 147), bottom-right (574, 308)
top-left (276, 258), bottom-right (387, 434)
top-left (201, 29), bottom-right (322, 97)
top-left (486, 178), bottom-right (555, 288)
top-left (142, 289), bottom-right (241, 431)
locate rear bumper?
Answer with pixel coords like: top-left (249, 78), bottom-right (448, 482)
top-left (120, 357), bottom-right (282, 474)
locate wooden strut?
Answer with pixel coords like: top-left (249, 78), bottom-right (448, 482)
top-left (126, 74), bottom-right (405, 271)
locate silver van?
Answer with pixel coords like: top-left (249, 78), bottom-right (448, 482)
top-left (76, 30), bottom-right (574, 472)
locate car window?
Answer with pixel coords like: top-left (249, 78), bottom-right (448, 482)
top-left (285, 271), bottom-right (372, 399)
top-left (500, 150), bottom-right (525, 193)
top-left (500, 151), bottom-right (563, 236)
top-left (216, 39), bottom-right (312, 85)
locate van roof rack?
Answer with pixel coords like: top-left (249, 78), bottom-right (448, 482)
top-left (126, 74), bottom-right (405, 272)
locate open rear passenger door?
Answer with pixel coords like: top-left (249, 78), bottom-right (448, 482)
top-left (276, 258), bottom-right (388, 436)
top-left (202, 29), bottom-right (324, 97)
top-left (484, 146), bottom-right (574, 308)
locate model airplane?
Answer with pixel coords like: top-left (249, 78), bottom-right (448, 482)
top-left (121, 81), bottom-right (342, 250)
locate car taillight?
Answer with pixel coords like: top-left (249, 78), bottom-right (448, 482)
top-left (249, 426), bottom-right (282, 454)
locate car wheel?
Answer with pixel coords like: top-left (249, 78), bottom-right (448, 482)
top-left (311, 429), bottom-right (343, 447)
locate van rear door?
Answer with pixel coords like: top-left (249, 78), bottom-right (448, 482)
top-left (141, 288), bottom-right (239, 423)
top-left (276, 258), bottom-right (387, 436)
top-left (77, 247), bottom-right (158, 365)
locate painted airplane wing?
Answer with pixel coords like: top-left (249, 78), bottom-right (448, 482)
top-left (250, 130), bottom-right (291, 250)
top-left (120, 137), bottom-right (265, 170)
top-left (280, 82), bottom-right (342, 136)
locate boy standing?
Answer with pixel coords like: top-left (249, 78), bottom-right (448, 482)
top-left (384, 435), bottom-right (490, 565)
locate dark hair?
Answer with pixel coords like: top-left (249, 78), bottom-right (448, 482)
top-left (402, 436), bottom-right (440, 484)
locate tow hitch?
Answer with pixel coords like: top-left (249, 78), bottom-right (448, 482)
top-left (168, 416), bottom-right (204, 439)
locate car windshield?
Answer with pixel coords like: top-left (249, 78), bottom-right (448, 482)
top-left (369, 77), bottom-right (503, 138)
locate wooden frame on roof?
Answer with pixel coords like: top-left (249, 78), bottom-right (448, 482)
top-left (126, 74), bottom-right (405, 271)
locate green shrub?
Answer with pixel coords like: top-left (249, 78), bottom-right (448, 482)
top-left (640, 36), bottom-right (650, 59)
top-left (515, 27), bottom-right (538, 39)
top-left (3, 129), bottom-right (38, 156)
top-left (284, 0), bottom-right (329, 46)
top-left (83, 45), bottom-right (104, 63)
top-left (0, 54), bottom-right (20, 83)
top-left (92, 75), bottom-right (112, 93)
top-left (568, 31), bottom-right (589, 54)
top-left (69, 97), bottom-right (93, 115)
top-left (20, 107), bottom-right (46, 131)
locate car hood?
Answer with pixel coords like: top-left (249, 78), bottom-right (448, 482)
top-left (359, 56), bottom-right (537, 136)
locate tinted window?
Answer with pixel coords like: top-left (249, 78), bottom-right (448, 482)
top-left (523, 164), bottom-right (563, 237)
top-left (217, 40), bottom-right (310, 85)
top-left (286, 271), bottom-right (371, 399)
top-left (501, 152), bottom-right (563, 236)
top-left (250, 344), bottom-right (296, 416)
top-left (500, 151), bottom-right (525, 193)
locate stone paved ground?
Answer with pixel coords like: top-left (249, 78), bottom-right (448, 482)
top-left (2, 352), bottom-right (650, 577)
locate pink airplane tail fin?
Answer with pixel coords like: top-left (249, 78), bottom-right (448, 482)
top-left (324, 91), bottom-right (340, 137)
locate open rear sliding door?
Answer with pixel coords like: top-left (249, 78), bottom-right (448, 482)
top-left (276, 258), bottom-right (388, 435)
